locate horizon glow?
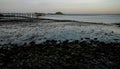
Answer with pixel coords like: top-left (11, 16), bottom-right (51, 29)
top-left (0, 0), bottom-right (120, 13)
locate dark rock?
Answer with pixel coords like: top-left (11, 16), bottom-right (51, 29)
top-left (0, 40), bottom-right (120, 69)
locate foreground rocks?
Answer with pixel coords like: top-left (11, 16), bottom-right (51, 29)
top-left (0, 40), bottom-right (120, 69)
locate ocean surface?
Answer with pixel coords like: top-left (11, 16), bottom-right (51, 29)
top-left (2, 13), bottom-right (120, 24)
top-left (43, 14), bottom-right (120, 24)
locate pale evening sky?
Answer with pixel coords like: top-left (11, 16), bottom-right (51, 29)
top-left (0, 0), bottom-right (120, 13)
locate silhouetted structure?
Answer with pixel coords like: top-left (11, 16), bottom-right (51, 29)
top-left (0, 13), bottom-right (4, 17)
top-left (0, 13), bottom-right (4, 19)
top-left (0, 13), bottom-right (36, 18)
top-left (0, 13), bottom-right (39, 22)
top-left (35, 12), bottom-right (45, 18)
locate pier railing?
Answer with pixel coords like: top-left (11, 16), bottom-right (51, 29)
top-left (0, 13), bottom-right (42, 22)
top-left (0, 13), bottom-right (37, 18)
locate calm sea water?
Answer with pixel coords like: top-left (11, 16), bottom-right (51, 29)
top-left (44, 14), bottom-right (120, 24)
top-left (2, 13), bottom-right (120, 24)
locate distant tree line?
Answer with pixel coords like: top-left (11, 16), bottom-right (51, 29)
top-left (55, 12), bottom-right (63, 15)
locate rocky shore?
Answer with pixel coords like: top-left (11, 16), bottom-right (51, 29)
top-left (0, 40), bottom-right (120, 69)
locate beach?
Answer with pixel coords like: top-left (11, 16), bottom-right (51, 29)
top-left (0, 15), bottom-right (120, 68)
top-left (1, 0), bottom-right (120, 68)
top-left (0, 15), bottom-right (120, 45)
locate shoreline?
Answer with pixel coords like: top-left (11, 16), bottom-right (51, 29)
top-left (0, 17), bottom-right (120, 45)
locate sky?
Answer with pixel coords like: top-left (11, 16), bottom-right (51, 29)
top-left (0, 0), bottom-right (120, 13)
